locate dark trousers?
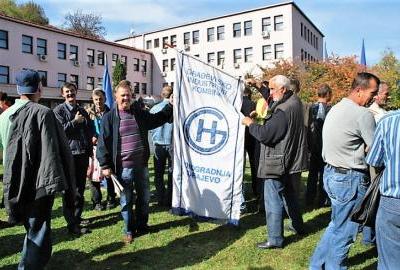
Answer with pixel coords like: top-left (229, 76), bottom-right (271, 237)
top-left (63, 154), bottom-right (89, 227)
top-left (153, 144), bottom-right (172, 206)
top-left (306, 153), bottom-right (327, 206)
top-left (244, 134), bottom-right (260, 197)
top-left (19, 196), bottom-right (54, 270)
top-left (89, 177), bottom-right (116, 205)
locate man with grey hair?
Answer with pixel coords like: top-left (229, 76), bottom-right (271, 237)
top-left (242, 74), bottom-right (308, 249)
top-left (368, 82), bottom-right (389, 122)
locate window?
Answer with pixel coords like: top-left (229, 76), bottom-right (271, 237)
top-left (207, 27), bottom-right (214, 42)
top-left (162, 36), bottom-right (168, 48)
top-left (97, 51), bottom-right (104, 65)
top-left (162, 59), bottom-right (169, 72)
top-left (121, 55), bottom-right (127, 66)
top-left (217, 51), bottom-right (225, 66)
top-left (244, 47), bottom-right (253, 63)
top-left (262, 45), bottom-right (272, 60)
top-left (233, 49), bottom-right (241, 64)
top-left (192, 30), bottom-right (199, 44)
top-left (233, 23), bottom-right (241, 37)
top-left (141, 83), bottom-right (147, 94)
top-left (87, 48), bottom-right (95, 63)
top-left (300, 23), bottom-right (303, 37)
top-left (217, 26), bottom-right (225, 40)
top-left (112, 53), bottom-right (118, 66)
top-left (274, 15), bottom-right (284, 31)
top-left (262, 17), bottom-right (271, 32)
top-left (170, 35), bottom-right (177, 47)
top-left (87, 77), bottom-right (94, 90)
top-left (303, 25), bottom-right (307, 40)
top-left (170, 82), bottom-right (174, 90)
top-left (141, 60), bottom-right (147, 72)
top-left (244, 20), bottom-right (252, 36)
top-left (38, 70), bottom-right (47, 87)
top-left (146, 40), bottom-right (152, 50)
top-left (316, 37), bottom-right (319, 50)
top-left (58, 43), bottom-right (66, 59)
top-left (97, 77), bottom-right (103, 88)
top-left (70, 45), bottom-right (78, 61)
top-left (0, 66), bottom-right (9, 84)
top-left (162, 82), bottom-right (169, 88)
top-left (22, 35), bottom-right (33, 54)
top-left (57, 73), bottom-right (66, 87)
top-left (171, 58), bottom-right (176, 71)
top-left (154, 38), bottom-right (160, 48)
top-left (275, 43), bottom-right (284, 59)
top-left (307, 29), bottom-right (310, 43)
top-left (37, 38), bottom-right (47, 55)
top-left (301, 49), bottom-right (304, 61)
top-left (0, 30), bottom-right (8, 49)
top-left (133, 82), bottom-right (140, 94)
top-left (207, 52), bottom-right (215, 64)
top-left (133, 58), bottom-right (139, 71)
top-left (70, 74), bottom-right (79, 88)
top-left (183, 32), bottom-right (190, 45)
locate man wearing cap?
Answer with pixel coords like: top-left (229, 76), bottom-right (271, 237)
top-left (0, 69), bottom-right (75, 269)
top-left (54, 82), bottom-right (94, 235)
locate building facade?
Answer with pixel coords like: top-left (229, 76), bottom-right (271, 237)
top-left (0, 14), bottom-right (152, 107)
top-left (116, 2), bottom-right (324, 93)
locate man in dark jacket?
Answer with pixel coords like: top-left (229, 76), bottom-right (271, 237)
top-left (1, 69), bottom-right (76, 269)
top-left (54, 82), bottom-right (94, 235)
top-left (242, 75), bottom-right (307, 249)
top-left (97, 80), bottom-right (172, 244)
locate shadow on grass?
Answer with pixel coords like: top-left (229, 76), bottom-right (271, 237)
top-left (347, 246), bottom-right (377, 269)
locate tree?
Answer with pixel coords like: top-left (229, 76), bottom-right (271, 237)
top-left (0, 0), bottom-right (48, 25)
top-left (372, 49), bottom-right (400, 109)
top-left (63, 10), bottom-right (106, 39)
top-left (112, 59), bottom-right (127, 89)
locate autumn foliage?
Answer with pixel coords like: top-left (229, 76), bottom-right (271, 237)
top-left (253, 51), bottom-right (400, 109)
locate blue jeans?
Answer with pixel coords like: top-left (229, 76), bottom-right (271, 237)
top-left (376, 196), bottom-right (400, 270)
top-left (19, 196), bottom-right (54, 270)
top-left (119, 167), bottom-right (150, 235)
top-left (310, 165), bottom-right (370, 270)
top-left (263, 175), bottom-right (304, 247)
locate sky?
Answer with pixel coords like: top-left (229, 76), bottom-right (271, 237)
top-left (29, 0), bottom-right (400, 65)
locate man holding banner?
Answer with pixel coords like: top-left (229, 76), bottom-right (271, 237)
top-left (96, 80), bottom-right (173, 244)
top-left (242, 75), bottom-right (307, 249)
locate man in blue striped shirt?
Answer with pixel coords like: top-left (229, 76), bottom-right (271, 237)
top-left (366, 110), bottom-right (400, 270)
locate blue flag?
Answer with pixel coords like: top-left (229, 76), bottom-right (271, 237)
top-left (360, 39), bottom-right (367, 66)
top-left (103, 56), bottom-right (113, 109)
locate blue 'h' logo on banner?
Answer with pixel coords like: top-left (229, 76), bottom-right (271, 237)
top-left (184, 107), bottom-right (229, 155)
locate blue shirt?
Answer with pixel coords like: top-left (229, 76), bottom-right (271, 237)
top-left (366, 110), bottom-right (400, 198)
top-left (150, 100), bottom-right (173, 145)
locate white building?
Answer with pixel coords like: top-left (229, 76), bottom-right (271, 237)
top-left (0, 14), bottom-right (152, 107)
top-left (116, 1), bottom-right (324, 93)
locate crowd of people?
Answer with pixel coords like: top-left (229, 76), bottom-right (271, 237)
top-left (0, 68), bottom-right (398, 270)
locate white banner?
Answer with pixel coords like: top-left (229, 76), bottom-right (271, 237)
top-left (172, 51), bottom-right (245, 225)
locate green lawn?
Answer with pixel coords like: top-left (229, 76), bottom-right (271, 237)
top-left (0, 161), bottom-right (377, 270)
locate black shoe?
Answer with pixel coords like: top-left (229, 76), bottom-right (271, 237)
top-left (257, 241), bottom-right (282, 249)
top-left (136, 225), bottom-right (150, 235)
top-left (106, 200), bottom-right (117, 210)
top-left (68, 225), bottom-right (91, 235)
top-left (93, 203), bottom-right (105, 211)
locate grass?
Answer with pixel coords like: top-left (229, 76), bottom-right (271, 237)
top-left (0, 160), bottom-right (377, 270)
